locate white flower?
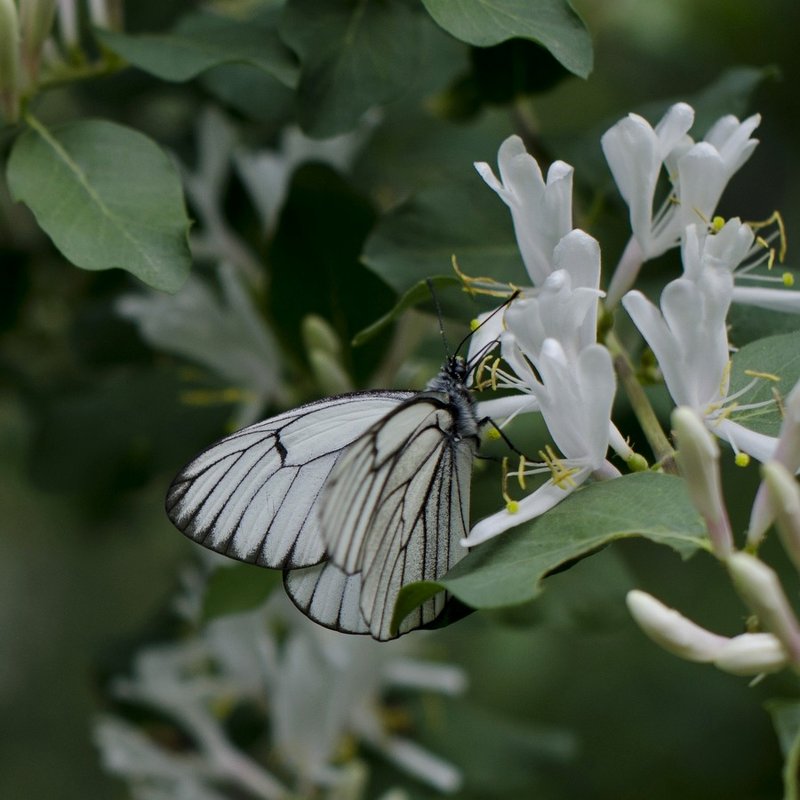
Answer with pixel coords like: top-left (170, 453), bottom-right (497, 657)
top-left (682, 217), bottom-right (800, 313)
top-left (622, 269), bottom-right (777, 461)
top-left (475, 135), bottom-right (574, 285)
top-left (465, 340), bottom-right (618, 546)
top-left (467, 229), bottom-right (603, 422)
top-left (602, 103), bottom-right (760, 304)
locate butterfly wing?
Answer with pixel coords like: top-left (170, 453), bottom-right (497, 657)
top-left (283, 563), bottom-right (370, 635)
top-left (319, 394), bottom-right (476, 640)
top-left (165, 391), bottom-right (412, 569)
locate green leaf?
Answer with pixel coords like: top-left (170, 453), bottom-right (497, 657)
top-left (729, 331), bottom-right (800, 437)
top-left (7, 118), bottom-right (191, 292)
top-left (96, 10), bottom-right (298, 86)
top-left (362, 177), bottom-right (527, 296)
top-left (279, 0), bottom-right (426, 136)
top-left (202, 564), bottom-right (282, 622)
top-left (420, 0), bottom-right (593, 78)
top-left (394, 473), bottom-right (707, 627)
top-left (351, 275), bottom-right (460, 346)
top-left (766, 699), bottom-right (800, 800)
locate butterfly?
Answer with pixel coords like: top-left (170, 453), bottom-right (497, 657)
top-left (165, 354), bottom-right (480, 641)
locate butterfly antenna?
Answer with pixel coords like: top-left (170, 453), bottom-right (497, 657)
top-left (426, 278), bottom-right (451, 359)
top-left (454, 289), bottom-right (521, 358)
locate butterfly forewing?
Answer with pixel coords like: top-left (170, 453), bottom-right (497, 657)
top-left (166, 391), bottom-right (412, 569)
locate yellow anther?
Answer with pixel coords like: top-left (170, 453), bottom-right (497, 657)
top-left (470, 318), bottom-right (480, 331)
top-left (711, 215), bottom-right (725, 232)
top-left (735, 452), bottom-right (751, 468)
top-left (748, 210), bottom-right (787, 263)
top-left (506, 500), bottom-right (520, 514)
top-left (474, 354), bottom-right (494, 390)
top-left (486, 427), bottom-right (502, 441)
top-left (539, 445), bottom-right (579, 489)
top-left (744, 369), bottom-right (780, 382)
top-left (516, 454), bottom-right (527, 491)
top-left (783, 272), bottom-right (795, 288)
top-left (489, 357), bottom-right (501, 391)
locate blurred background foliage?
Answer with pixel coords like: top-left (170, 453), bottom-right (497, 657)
top-left (2, 0), bottom-right (800, 797)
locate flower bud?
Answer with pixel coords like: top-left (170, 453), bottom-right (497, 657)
top-left (727, 552), bottom-right (800, 667)
top-left (748, 380), bottom-right (800, 546)
top-left (301, 314), bottom-right (342, 359)
top-left (19, 0), bottom-right (56, 81)
top-left (712, 632), bottom-right (788, 676)
top-left (626, 590), bottom-right (727, 662)
top-left (762, 461), bottom-right (800, 574)
top-left (672, 406), bottom-right (733, 557)
top-left (0, 0), bottom-right (21, 122)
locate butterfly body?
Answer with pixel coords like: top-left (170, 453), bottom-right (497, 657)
top-left (166, 356), bottom-right (477, 640)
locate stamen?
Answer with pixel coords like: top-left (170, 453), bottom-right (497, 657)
top-left (451, 255), bottom-right (517, 298)
top-left (539, 445), bottom-right (579, 489)
top-left (747, 210), bottom-right (787, 263)
top-left (744, 369), bottom-right (780, 382)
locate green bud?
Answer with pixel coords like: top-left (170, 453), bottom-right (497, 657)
top-left (308, 350), bottom-right (353, 396)
top-left (301, 314), bottom-right (342, 359)
top-left (0, 0), bottom-right (21, 123)
top-left (19, 0), bottom-right (57, 81)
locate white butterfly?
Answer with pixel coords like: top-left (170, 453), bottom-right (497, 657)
top-left (166, 355), bottom-right (479, 640)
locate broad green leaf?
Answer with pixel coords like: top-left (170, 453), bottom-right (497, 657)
top-left (729, 331), bottom-right (800, 436)
top-left (279, 0), bottom-right (426, 136)
top-left (394, 472), bottom-right (707, 628)
top-left (766, 699), bottom-right (800, 800)
top-left (421, 0), bottom-right (593, 78)
top-left (96, 11), bottom-right (298, 86)
top-left (362, 177), bottom-right (527, 296)
top-left (7, 118), bottom-right (191, 292)
top-left (203, 564), bottom-right (282, 621)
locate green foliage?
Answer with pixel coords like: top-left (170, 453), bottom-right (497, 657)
top-left (421, 0), bottom-right (593, 78)
top-left (729, 331), bottom-right (800, 435)
top-left (280, 0), bottom-right (427, 136)
top-left (767, 699), bottom-right (800, 800)
top-left (97, 10), bottom-right (298, 86)
top-left (7, 118), bottom-right (191, 292)
top-left (362, 178), bottom-right (527, 295)
top-left (394, 473), bottom-right (708, 631)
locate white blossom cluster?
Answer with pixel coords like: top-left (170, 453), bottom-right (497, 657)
top-left (94, 571), bottom-right (467, 799)
top-left (468, 103), bottom-right (800, 677)
top-left (465, 102), bottom-right (800, 547)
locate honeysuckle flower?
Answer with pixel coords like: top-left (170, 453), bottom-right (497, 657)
top-left (683, 217), bottom-right (800, 313)
top-left (602, 103), bottom-right (760, 305)
top-left (626, 590), bottom-right (789, 676)
top-left (622, 268), bottom-right (778, 461)
top-left (748, 380), bottom-right (800, 546)
top-left (727, 552), bottom-right (800, 670)
top-left (468, 229), bottom-right (603, 420)
top-left (475, 134), bottom-right (574, 285)
top-left (671, 407), bottom-right (733, 558)
top-left (465, 339), bottom-right (619, 546)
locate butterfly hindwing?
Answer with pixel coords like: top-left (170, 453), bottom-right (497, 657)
top-left (165, 391), bottom-right (412, 569)
top-left (319, 393), bottom-right (476, 640)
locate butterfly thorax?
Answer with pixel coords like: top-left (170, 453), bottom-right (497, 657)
top-left (424, 356), bottom-right (479, 440)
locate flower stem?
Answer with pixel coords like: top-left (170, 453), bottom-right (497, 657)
top-left (605, 327), bottom-right (677, 472)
